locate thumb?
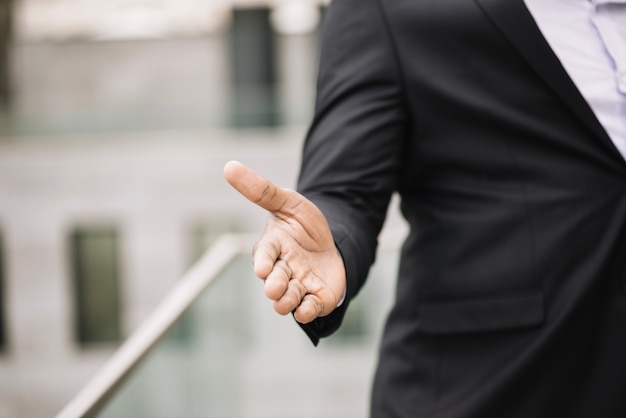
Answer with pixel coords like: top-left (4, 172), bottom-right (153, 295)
top-left (223, 161), bottom-right (294, 214)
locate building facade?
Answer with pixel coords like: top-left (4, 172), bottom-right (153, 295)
top-left (0, 1), bottom-right (404, 416)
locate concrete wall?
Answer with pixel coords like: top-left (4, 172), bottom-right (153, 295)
top-left (0, 128), bottom-right (302, 416)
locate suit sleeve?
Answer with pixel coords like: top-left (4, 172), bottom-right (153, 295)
top-left (296, 0), bottom-right (407, 344)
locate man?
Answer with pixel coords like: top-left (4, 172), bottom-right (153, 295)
top-left (225, 0), bottom-right (626, 416)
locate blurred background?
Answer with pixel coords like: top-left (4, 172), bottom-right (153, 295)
top-left (0, 0), bottom-right (406, 416)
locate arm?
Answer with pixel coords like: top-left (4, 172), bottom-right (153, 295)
top-left (297, 0), bottom-right (407, 342)
top-left (224, 0), bottom-right (406, 345)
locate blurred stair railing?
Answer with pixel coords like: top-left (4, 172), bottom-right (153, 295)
top-left (55, 233), bottom-right (255, 418)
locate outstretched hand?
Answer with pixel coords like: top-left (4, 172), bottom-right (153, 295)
top-left (223, 161), bottom-right (346, 324)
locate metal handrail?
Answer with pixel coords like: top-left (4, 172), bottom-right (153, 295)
top-left (55, 233), bottom-right (254, 418)
top-left (54, 225), bottom-right (406, 418)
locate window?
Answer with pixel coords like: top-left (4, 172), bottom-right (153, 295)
top-left (0, 0), bottom-right (12, 117)
top-left (230, 8), bottom-right (278, 127)
top-left (71, 227), bottom-right (122, 345)
top-left (0, 231), bottom-right (6, 351)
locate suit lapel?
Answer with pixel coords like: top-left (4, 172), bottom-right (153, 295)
top-left (473, 0), bottom-right (624, 164)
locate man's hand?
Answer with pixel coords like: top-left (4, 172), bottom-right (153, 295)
top-left (223, 161), bottom-right (346, 324)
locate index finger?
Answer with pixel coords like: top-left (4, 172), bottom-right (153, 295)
top-left (223, 160), bottom-right (294, 214)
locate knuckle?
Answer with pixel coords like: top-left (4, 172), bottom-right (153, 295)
top-left (295, 297), bottom-right (321, 324)
top-left (273, 299), bottom-right (293, 316)
top-left (263, 260), bottom-right (292, 299)
top-left (253, 260), bottom-right (271, 280)
top-left (252, 240), bottom-right (281, 279)
top-left (274, 279), bottom-right (306, 315)
top-left (264, 277), bottom-right (287, 300)
top-left (256, 181), bottom-right (276, 204)
top-left (307, 294), bottom-right (322, 313)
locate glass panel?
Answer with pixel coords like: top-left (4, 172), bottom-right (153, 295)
top-left (191, 221), bottom-right (240, 264)
top-left (332, 291), bottom-right (368, 341)
top-left (171, 221), bottom-right (241, 344)
top-left (96, 248), bottom-right (398, 418)
top-left (71, 227), bottom-right (122, 345)
top-left (97, 255), bottom-right (249, 418)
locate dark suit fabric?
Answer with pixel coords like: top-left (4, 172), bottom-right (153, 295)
top-left (297, 0), bottom-right (626, 417)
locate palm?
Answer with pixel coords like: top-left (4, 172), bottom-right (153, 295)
top-left (223, 161), bottom-right (346, 323)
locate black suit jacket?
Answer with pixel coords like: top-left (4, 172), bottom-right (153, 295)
top-left (297, 0), bottom-right (626, 417)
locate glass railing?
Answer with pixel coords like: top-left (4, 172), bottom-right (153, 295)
top-left (56, 231), bottom-right (402, 418)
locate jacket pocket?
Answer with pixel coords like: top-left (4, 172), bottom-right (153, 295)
top-left (416, 290), bottom-right (544, 335)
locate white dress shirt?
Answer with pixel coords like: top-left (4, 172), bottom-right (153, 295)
top-left (523, 0), bottom-right (626, 160)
